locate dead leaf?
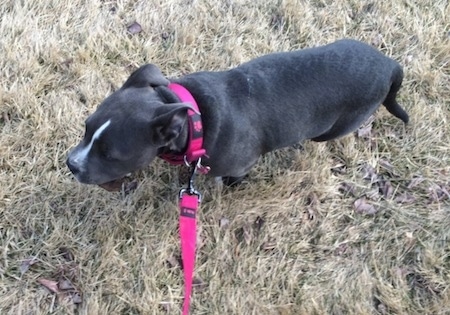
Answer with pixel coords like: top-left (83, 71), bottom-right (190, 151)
top-left (366, 115), bottom-right (376, 126)
top-left (377, 303), bottom-right (388, 315)
top-left (395, 266), bottom-right (411, 278)
top-left (371, 33), bottom-right (384, 47)
top-left (304, 206), bottom-right (316, 221)
top-left (362, 164), bottom-right (378, 183)
top-left (124, 180), bottom-right (138, 194)
top-left (58, 279), bottom-right (75, 291)
top-left (395, 192), bottom-right (416, 204)
top-left (61, 58), bottom-right (73, 68)
top-left (338, 182), bottom-right (356, 196)
top-left (243, 223), bottom-right (252, 245)
top-left (357, 124), bottom-right (372, 138)
top-left (404, 54), bottom-right (414, 65)
top-left (306, 192), bottom-right (320, 206)
top-left (354, 198), bottom-right (378, 215)
top-left (334, 243), bottom-right (350, 256)
top-left (56, 263), bottom-right (79, 282)
top-left (378, 158), bottom-right (398, 177)
top-left (261, 239), bottom-right (277, 251)
top-left (127, 22), bottom-right (142, 35)
top-left (159, 301), bottom-right (172, 313)
top-left (219, 217), bottom-right (230, 229)
top-left (253, 216), bottom-right (265, 232)
top-left (270, 13), bottom-right (284, 30)
top-left (428, 184), bottom-right (450, 203)
top-left (192, 277), bottom-right (208, 291)
top-left (20, 257), bottom-right (38, 275)
top-left (404, 231), bottom-right (416, 248)
top-left (161, 32), bottom-right (170, 40)
top-left (408, 176), bottom-right (425, 189)
top-left (379, 179), bottom-right (394, 199)
top-left (2, 112), bottom-right (11, 124)
top-left (378, 158), bottom-right (394, 171)
top-left (38, 278), bottom-right (60, 294)
top-left (366, 188), bottom-right (381, 201)
top-left (331, 162), bottom-right (347, 174)
top-left (59, 247), bottom-right (74, 262)
top-left (166, 255), bottom-right (182, 269)
top-left (71, 291), bottom-right (82, 304)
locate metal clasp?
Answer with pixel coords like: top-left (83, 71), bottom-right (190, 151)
top-left (183, 156), bottom-right (210, 174)
top-left (179, 159), bottom-right (203, 202)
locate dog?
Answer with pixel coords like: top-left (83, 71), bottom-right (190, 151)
top-left (66, 39), bottom-right (408, 189)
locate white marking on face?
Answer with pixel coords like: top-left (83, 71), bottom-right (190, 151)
top-left (71, 120), bottom-right (111, 170)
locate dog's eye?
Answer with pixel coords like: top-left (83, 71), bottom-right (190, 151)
top-left (98, 142), bottom-right (114, 161)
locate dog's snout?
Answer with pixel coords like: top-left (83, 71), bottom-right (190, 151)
top-left (66, 157), bottom-right (80, 175)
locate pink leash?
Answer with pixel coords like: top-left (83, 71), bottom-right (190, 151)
top-left (163, 83), bottom-right (209, 314)
top-left (179, 160), bottom-right (205, 315)
top-left (179, 180), bottom-right (200, 315)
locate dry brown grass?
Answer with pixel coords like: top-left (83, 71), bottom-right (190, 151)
top-left (1, 0), bottom-right (449, 314)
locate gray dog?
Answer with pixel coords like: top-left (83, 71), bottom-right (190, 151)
top-left (67, 39), bottom-right (408, 188)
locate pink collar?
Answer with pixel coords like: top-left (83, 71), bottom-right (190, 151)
top-left (160, 83), bottom-right (206, 165)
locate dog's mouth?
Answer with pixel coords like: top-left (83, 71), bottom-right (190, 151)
top-left (98, 176), bottom-right (137, 193)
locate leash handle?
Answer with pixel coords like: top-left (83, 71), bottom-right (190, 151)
top-left (179, 191), bottom-right (200, 315)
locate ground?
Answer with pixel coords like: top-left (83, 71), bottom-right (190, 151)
top-left (0, 0), bottom-right (449, 314)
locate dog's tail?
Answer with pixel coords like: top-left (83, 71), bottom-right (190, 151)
top-left (383, 66), bottom-right (409, 124)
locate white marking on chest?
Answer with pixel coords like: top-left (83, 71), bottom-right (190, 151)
top-left (72, 120), bottom-right (111, 168)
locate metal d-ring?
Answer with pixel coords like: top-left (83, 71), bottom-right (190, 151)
top-left (183, 155), bottom-right (190, 167)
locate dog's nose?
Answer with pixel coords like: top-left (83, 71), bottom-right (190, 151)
top-left (66, 157), bottom-right (80, 175)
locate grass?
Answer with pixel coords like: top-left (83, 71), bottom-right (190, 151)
top-left (1, 0), bottom-right (449, 314)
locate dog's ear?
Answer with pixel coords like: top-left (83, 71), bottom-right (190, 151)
top-left (122, 64), bottom-right (170, 89)
top-left (150, 104), bottom-right (191, 145)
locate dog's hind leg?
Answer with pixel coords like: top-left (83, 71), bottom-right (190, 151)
top-left (383, 66), bottom-right (409, 124)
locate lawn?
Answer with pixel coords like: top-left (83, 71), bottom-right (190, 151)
top-left (0, 0), bottom-right (449, 314)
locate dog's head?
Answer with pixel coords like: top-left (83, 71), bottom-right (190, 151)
top-left (66, 64), bottom-right (191, 187)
